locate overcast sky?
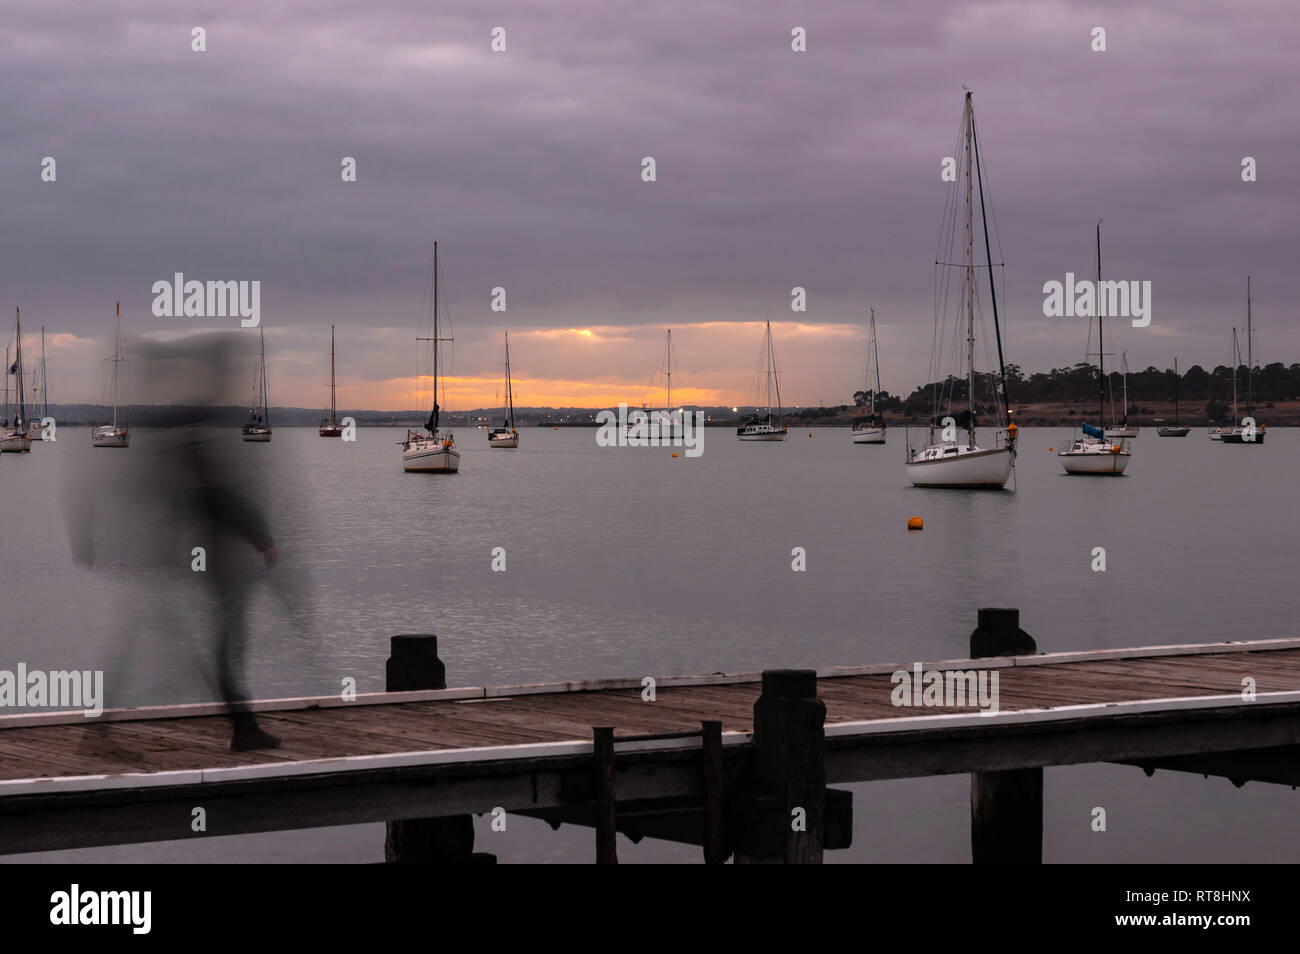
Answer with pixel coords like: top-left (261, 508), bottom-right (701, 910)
top-left (1, 0), bottom-right (1295, 411)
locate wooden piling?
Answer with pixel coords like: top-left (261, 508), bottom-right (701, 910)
top-left (701, 720), bottom-right (726, 864)
top-left (734, 669), bottom-right (827, 864)
top-left (593, 726), bottom-right (618, 864)
top-left (969, 608), bottom-right (1042, 864)
top-left (384, 635), bottom-right (492, 863)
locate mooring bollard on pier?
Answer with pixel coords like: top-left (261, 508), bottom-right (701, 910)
top-left (733, 668), bottom-right (833, 864)
top-left (384, 634), bottom-right (495, 864)
top-left (969, 608), bottom-right (1041, 864)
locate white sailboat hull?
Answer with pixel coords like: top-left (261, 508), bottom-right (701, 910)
top-left (91, 427), bottom-right (129, 448)
top-left (403, 437), bottom-right (461, 472)
top-left (1059, 442), bottom-right (1130, 474)
top-left (242, 428), bottom-right (272, 442)
top-left (487, 430), bottom-right (518, 448)
top-left (0, 431), bottom-right (33, 453)
top-left (905, 445), bottom-right (1012, 488)
top-left (1104, 426), bottom-right (1138, 438)
top-left (852, 426), bottom-right (886, 444)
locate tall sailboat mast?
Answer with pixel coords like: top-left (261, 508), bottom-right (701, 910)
top-left (1245, 276), bottom-right (1253, 417)
top-left (665, 328), bottom-right (672, 411)
top-left (417, 241), bottom-right (453, 433)
top-left (963, 93), bottom-right (976, 449)
top-left (764, 320), bottom-right (784, 425)
top-left (260, 326), bottom-right (270, 426)
top-left (40, 326), bottom-right (47, 421)
top-left (870, 308), bottom-right (881, 416)
top-left (433, 242), bottom-right (439, 427)
top-left (329, 325), bottom-right (337, 426)
top-left (112, 303), bottom-right (121, 429)
top-left (13, 308), bottom-right (25, 428)
top-left (764, 322), bottom-right (772, 419)
top-left (505, 331), bottom-right (514, 427)
top-left (971, 103), bottom-right (1010, 426)
top-left (1096, 222), bottom-right (1104, 425)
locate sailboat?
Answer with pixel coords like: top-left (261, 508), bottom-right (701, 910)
top-left (318, 325), bottom-right (343, 437)
top-left (905, 92), bottom-right (1015, 488)
top-left (1, 308), bottom-right (33, 453)
top-left (91, 304), bottom-right (129, 448)
top-left (637, 328), bottom-right (683, 440)
top-left (851, 309), bottom-right (886, 444)
top-left (1154, 357), bottom-right (1190, 436)
top-left (1208, 329), bottom-right (1238, 440)
top-left (487, 332), bottom-right (519, 448)
top-left (24, 327), bottom-right (48, 442)
top-left (737, 321), bottom-right (787, 441)
top-left (1105, 352), bottom-right (1138, 438)
top-left (402, 241), bottom-right (461, 472)
top-left (1059, 224), bottom-right (1131, 475)
top-left (242, 327), bottom-right (272, 442)
top-left (1220, 278), bottom-right (1266, 445)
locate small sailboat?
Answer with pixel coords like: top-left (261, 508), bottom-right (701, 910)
top-left (737, 321), bottom-right (788, 441)
top-left (905, 91), bottom-right (1015, 488)
top-left (636, 328), bottom-right (683, 440)
top-left (852, 309), bottom-right (886, 444)
top-left (1154, 357), bottom-right (1190, 436)
top-left (91, 304), bottom-right (129, 448)
top-left (1, 309), bottom-right (33, 453)
top-left (1208, 329), bottom-right (1238, 440)
top-left (1105, 353), bottom-right (1138, 438)
top-left (318, 325), bottom-right (343, 437)
top-left (1060, 224), bottom-right (1130, 475)
top-left (242, 327), bottom-right (272, 442)
top-left (24, 326), bottom-right (48, 442)
top-left (1220, 277), bottom-right (1266, 445)
top-left (487, 332), bottom-right (519, 448)
top-left (402, 241), bottom-right (461, 473)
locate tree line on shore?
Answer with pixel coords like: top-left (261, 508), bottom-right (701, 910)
top-left (851, 361), bottom-right (1299, 421)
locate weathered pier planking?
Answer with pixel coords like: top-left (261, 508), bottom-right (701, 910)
top-left (2, 610), bottom-right (1299, 862)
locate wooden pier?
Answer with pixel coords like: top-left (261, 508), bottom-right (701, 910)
top-left (2, 609), bottom-right (1299, 862)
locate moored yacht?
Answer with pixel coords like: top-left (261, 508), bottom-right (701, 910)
top-left (905, 91), bottom-right (1015, 489)
top-left (402, 241), bottom-right (461, 473)
top-left (487, 331), bottom-right (519, 448)
top-left (91, 304), bottom-right (129, 448)
top-left (1059, 223), bottom-right (1132, 475)
top-left (737, 321), bottom-right (787, 441)
top-left (852, 309), bottom-right (886, 444)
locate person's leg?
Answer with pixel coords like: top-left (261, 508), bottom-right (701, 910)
top-left (215, 571), bottom-right (280, 751)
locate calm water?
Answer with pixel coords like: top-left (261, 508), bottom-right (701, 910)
top-left (4, 425), bottom-right (1298, 863)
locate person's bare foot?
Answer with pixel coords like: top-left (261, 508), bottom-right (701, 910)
top-left (231, 725), bottom-right (282, 751)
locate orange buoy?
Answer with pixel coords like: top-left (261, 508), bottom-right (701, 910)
top-left (1048, 447), bottom-right (1054, 452)
top-left (672, 452), bottom-right (678, 457)
top-left (1111, 444), bottom-right (1121, 454)
top-left (907, 516), bottom-right (923, 531)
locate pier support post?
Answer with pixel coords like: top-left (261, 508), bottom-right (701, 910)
top-left (734, 669), bottom-right (827, 864)
top-left (969, 608), bottom-right (1042, 864)
top-left (384, 635), bottom-right (493, 863)
top-left (701, 720), bottom-right (726, 864)
top-left (592, 726), bottom-right (618, 864)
